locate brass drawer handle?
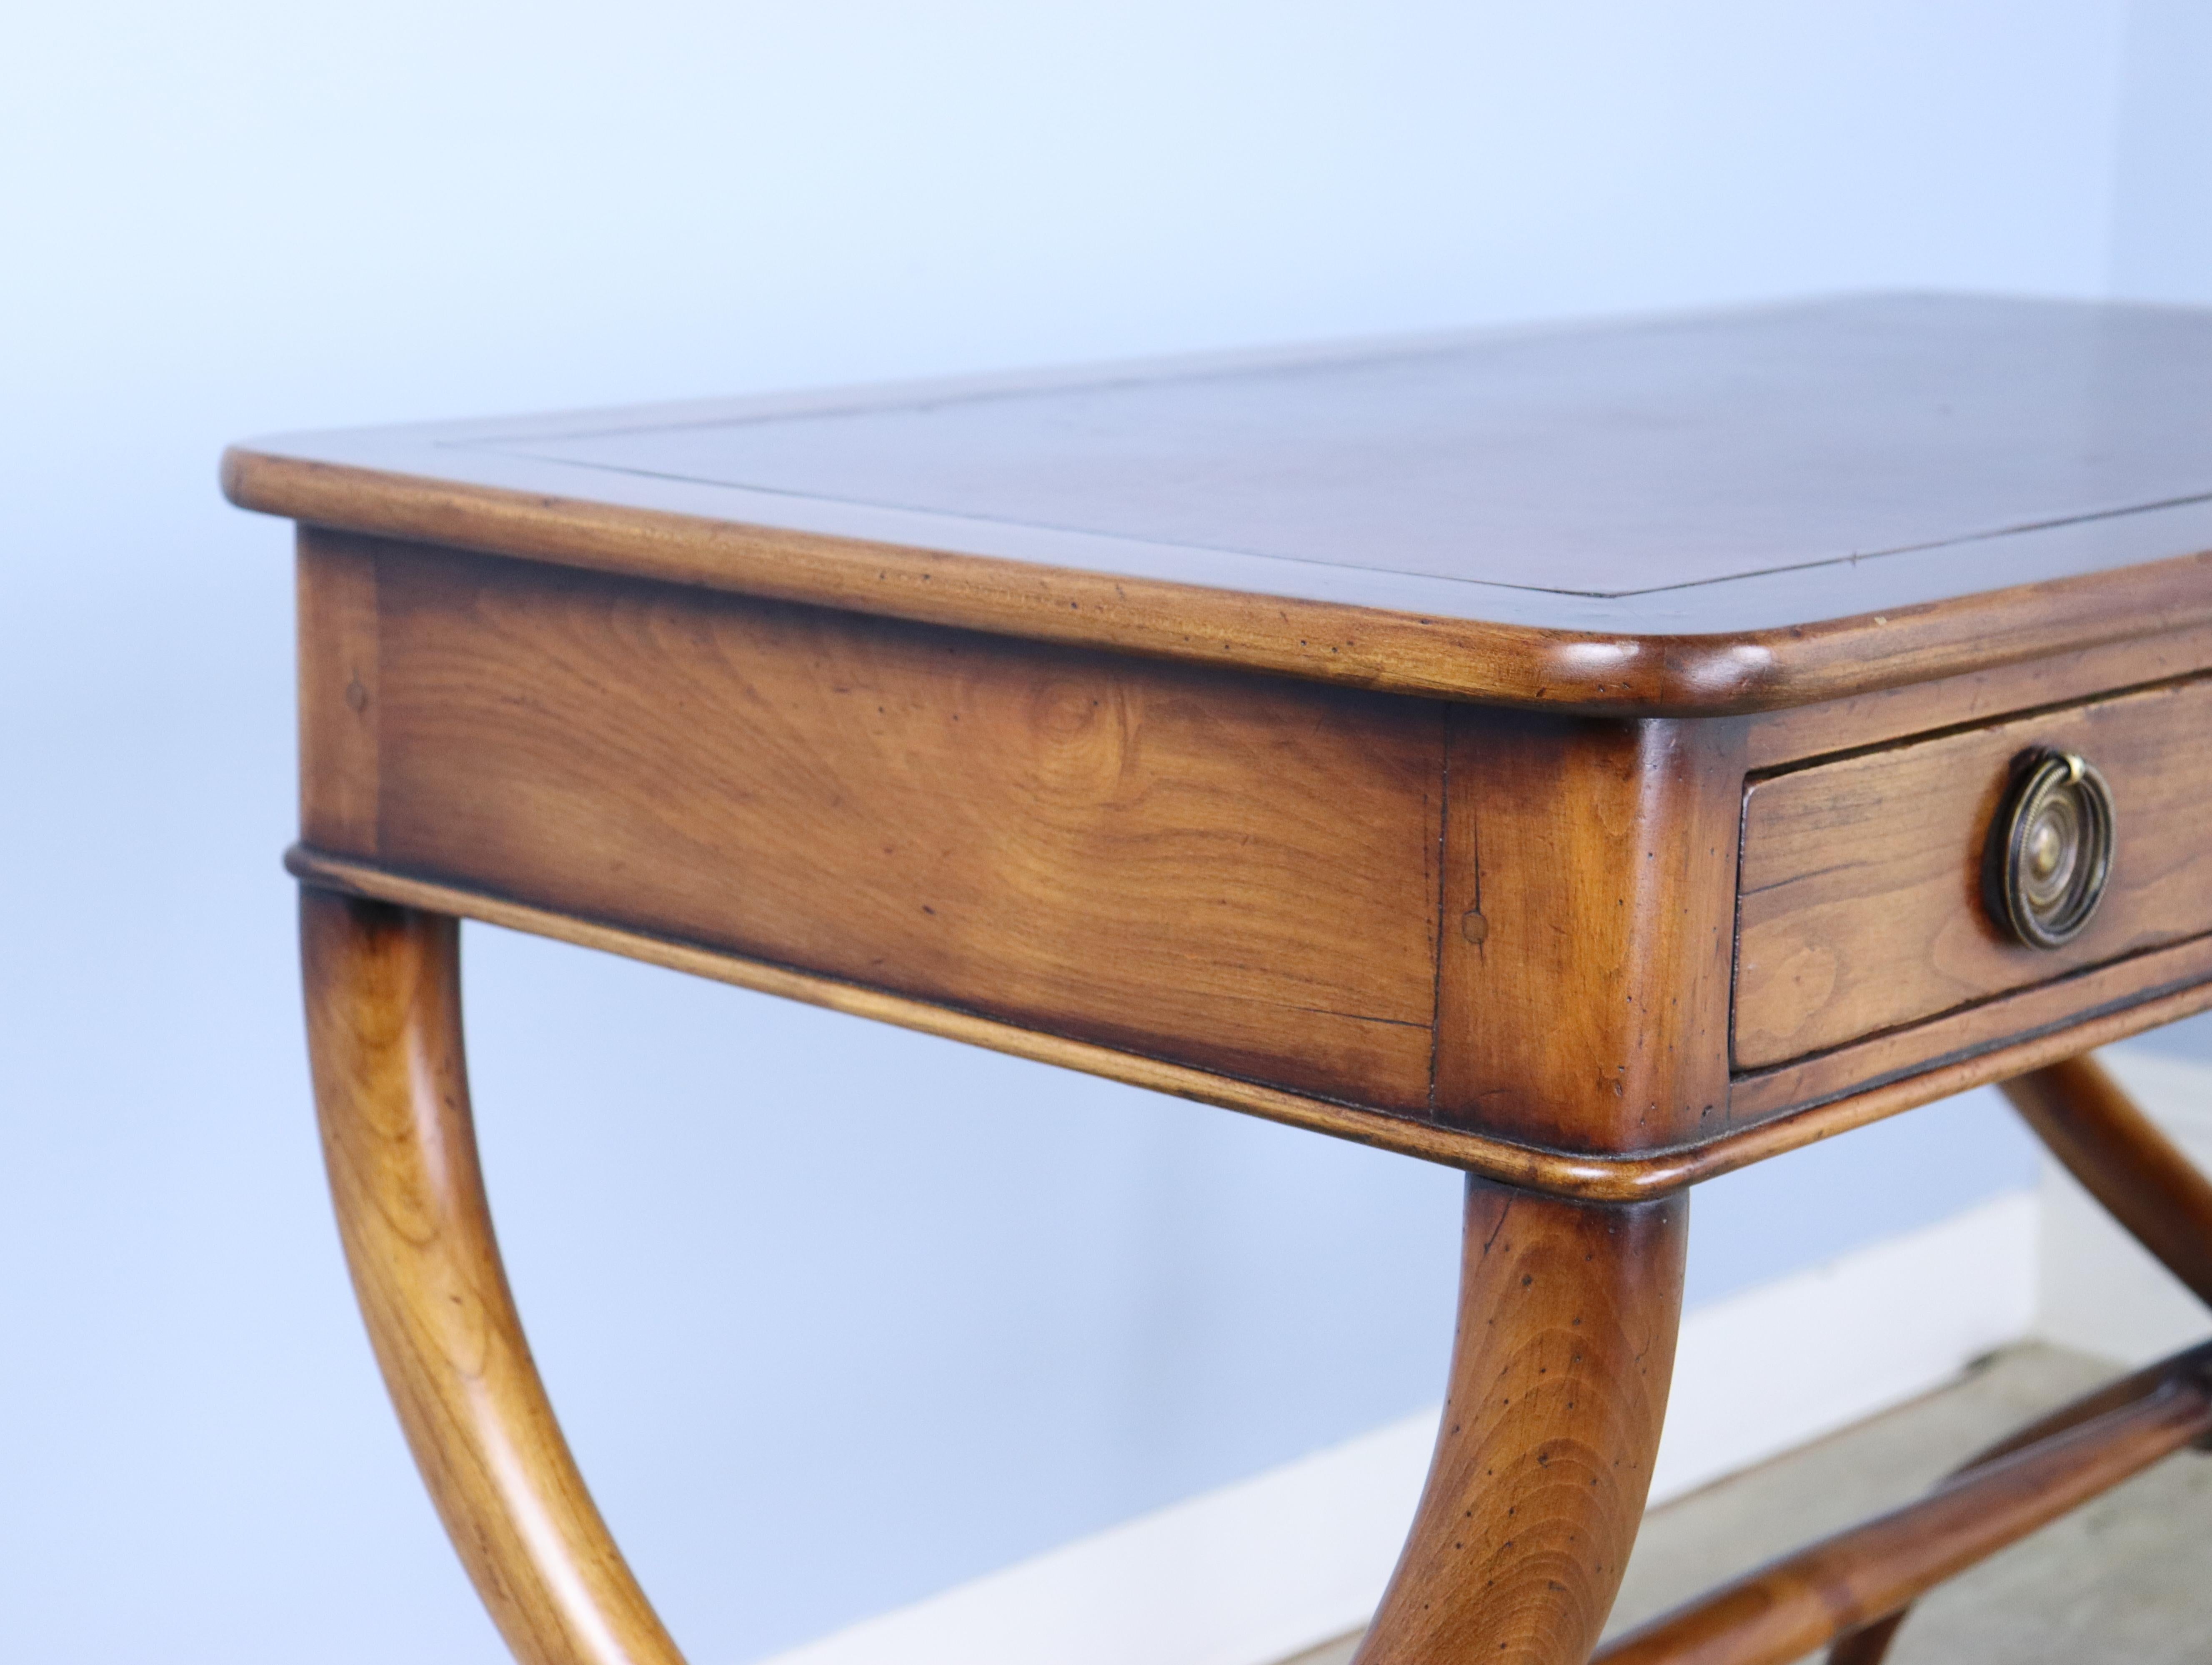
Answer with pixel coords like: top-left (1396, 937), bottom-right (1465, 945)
top-left (1988, 749), bottom-right (2114, 949)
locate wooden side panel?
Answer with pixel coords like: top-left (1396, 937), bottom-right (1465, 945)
top-left (1435, 711), bottom-right (1744, 1152)
top-left (367, 546), bottom-right (1444, 1109)
top-left (297, 528), bottom-right (381, 856)
top-left (1737, 676), bottom-right (2212, 1070)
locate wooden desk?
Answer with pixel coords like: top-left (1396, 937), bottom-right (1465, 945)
top-left (226, 294), bottom-right (2212, 1665)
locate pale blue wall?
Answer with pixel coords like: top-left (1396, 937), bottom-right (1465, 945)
top-left (0, 3), bottom-right (2194, 1660)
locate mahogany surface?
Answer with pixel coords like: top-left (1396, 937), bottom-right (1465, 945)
top-left (228, 295), bottom-right (2212, 713)
top-left (238, 293), bottom-right (2212, 1665)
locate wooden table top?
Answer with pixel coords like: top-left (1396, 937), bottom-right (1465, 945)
top-left (258, 290), bottom-right (2212, 1665)
top-left (224, 293), bottom-right (2212, 712)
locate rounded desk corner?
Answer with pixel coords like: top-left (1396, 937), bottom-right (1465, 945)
top-left (218, 442), bottom-right (266, 511)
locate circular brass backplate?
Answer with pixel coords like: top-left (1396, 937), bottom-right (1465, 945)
top-left (1987, 749), bottom-right (2115, 949)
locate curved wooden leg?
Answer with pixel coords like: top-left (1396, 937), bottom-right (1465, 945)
top-left (1597, 1342), bottom-right (2212, 1665)
top-left (1826, 1050), bottom-right (2212, 1665)
top-left (2001, 1053), bottom-right (2212, 1304)
top-left (302, 888), bottom-right (686, 1665)
top-left (1353, 1177), bottom-right (1688, 1665)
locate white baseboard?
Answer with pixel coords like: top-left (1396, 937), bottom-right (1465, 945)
top-left (759, 1191), bottom-right (2038, 1665)
top-left (2035, 1046), bottom-right (2212, 1366)
top-left (1649, 1190), bottom-right (2037, 1501)
top-left (759, 1408), bottom-right (1436, 1665)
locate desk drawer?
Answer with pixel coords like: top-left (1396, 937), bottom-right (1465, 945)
top-left (1735, 677), bottom-right (2212, 1069)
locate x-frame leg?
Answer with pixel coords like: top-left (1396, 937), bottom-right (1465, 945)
top-left (1820, 1053), bottom-right (2212, 1665)
top-left (302, 886), bottom-right (2212, 1665)
top-left (1585, 1052), bottom-right (2212, 1665)
top-left (302, 890), bottom-right (686, 1665)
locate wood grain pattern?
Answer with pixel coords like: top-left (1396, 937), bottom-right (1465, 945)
top-left (1353, 1178), bottom-right (1686, 1665)
top-left (1595, 1347), bottom-right (2212, 1665)
top-left (285, 846), bottom-right (2212, 1200)
top-left (301, 888), bottom-right (684, 1665)
top-left (247, 296), bottom-right (2212, 1665)
top-left (298, 530), bottom-right (380, 854)
top-left (224, 296), bottom-right (2212, 714)
top-left (1737, 676), bottom-right (2212, 1069)
top-left (354, 536), bottom-right (1443, 1109)
top-left (1436, 712), bottom-right (1744, 1152)
top-left (297, 867), bottom-right (2212, 1665)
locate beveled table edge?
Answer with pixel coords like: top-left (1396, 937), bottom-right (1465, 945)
top-left (285, 845), bottom-right (2212, 1198)
top-left (227, 449), bottom-right (2212, 715)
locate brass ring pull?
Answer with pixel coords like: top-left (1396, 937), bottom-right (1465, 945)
top-left (1988, 749), bottom-right (2115, 949)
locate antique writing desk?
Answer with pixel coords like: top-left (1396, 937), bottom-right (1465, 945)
top-left (225, 295), bottom-right (2212, 1665)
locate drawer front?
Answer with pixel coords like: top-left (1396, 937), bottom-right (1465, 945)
top-left (1735, 677), bottom-right (2212, 1070)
